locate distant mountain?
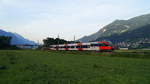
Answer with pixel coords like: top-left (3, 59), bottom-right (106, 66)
top-left (95, 24), bottom-right (150, 48)
top-left (79, 13), bottom-right (150, 42)
top-left (0, 29), bottom-right (37, 45)
top-left (96, 24), bottom-right (150, 42)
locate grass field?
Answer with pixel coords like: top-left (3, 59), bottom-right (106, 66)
top-left (0, 50), bottom-right (150, 84)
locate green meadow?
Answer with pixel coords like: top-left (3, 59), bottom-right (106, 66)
top-left (0, 50), bottom-right (150, 84)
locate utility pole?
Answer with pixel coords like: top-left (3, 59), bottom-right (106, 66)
top-left (37, 40), bottom-right (40, 45)
top-left (74, 35), bottom-right (76, 43)
top-left (57, 34), bottom-right (60, 44)
top-left (57, 34), bottom-right (60, 39)
top-left (57, 34), bottom-right (60, 50)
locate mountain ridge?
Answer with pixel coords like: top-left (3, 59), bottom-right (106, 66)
top-left (78, 13), bottom-right (150, 42)
top-left (0, 29), bottom-right (37, 45)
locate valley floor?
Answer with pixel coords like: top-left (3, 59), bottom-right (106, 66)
top-left (0, 50), bottom-right (150, 84)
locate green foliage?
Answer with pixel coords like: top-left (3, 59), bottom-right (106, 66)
top-left (0, 50), bottom-right (150, 84)
top-left (43, 37), bottom-right (75, 47)
top-left (0, 36), bottom-right (11, 49)
top-left (0, 36), bottom-right (20, 50)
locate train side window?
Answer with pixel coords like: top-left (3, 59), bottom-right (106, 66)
top-left (96, 44), bottom-right (99, 46)
top-left (103, 44), bottom-right (109, 46)
top-left (67, 46), bottom-right (70, 48)
top-left (87, 45), bottom-right (90, 48)
top-left (76, 46), bottom-right (81, 48)
top-left (71, 46), bottom-right (75, 48)
top-left (91, 44), bottom-right (94, 46)
top-left (99, 43), bottom-right (105, 46)
top-left (81, 45), bottom-right (88, 48)
top-left (91, 44), bottom-right (98, 46)
top-left (104, 44), bottom-right (109, 46)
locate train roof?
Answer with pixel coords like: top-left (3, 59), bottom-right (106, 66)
top-left (50, 41), bottom-right (111, 46)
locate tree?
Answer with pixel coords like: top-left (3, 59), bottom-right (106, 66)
top-left (43, 37), bottom-right (76, 47)
top-left (0, 36), bottom-right (11, 49)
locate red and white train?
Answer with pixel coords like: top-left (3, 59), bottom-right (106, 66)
top-left (48, 41), bottom-right (114, 51)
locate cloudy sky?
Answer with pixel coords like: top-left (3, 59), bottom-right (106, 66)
top-left (0, 0), bottom-right (150, 43)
